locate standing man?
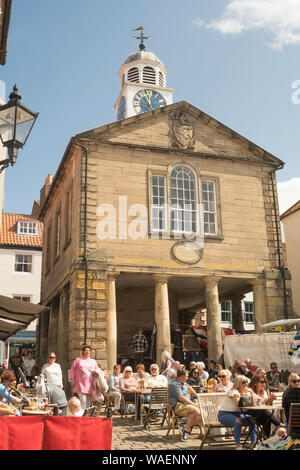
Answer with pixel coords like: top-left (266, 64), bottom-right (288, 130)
top-left (131, 328), bottom-right (148, 368)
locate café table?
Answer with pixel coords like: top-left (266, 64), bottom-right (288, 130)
top-left (239, 404), bottom-right (282, 447)
top-left (21, 409), bottom-right (52, 416)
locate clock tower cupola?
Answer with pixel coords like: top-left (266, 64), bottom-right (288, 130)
top-left (115, 27), bottom-right (174, 120)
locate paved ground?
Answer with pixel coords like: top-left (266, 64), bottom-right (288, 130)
top-left (109, 413), bottom-right (236, 451)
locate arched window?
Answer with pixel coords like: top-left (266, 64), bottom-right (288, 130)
top-left (159, 71), bottom-right (165, 87)
top-left (127, 67), bottom-right (139, 83)
top-left (170, 166), bottom-right (197, 234)
top-left (142, 66), bottom-right (156, 85)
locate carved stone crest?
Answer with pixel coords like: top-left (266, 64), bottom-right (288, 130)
top-left (169, 111), bottom-right (196, 150)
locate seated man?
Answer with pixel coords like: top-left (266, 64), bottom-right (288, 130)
top-left (168, 368), bottom-right (202, 442)
top-left (67, 397), bottom-right (84, 417)
top-left (144, 364), bottom-right (168, 389)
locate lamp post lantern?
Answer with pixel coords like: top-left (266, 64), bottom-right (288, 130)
top-left (0, 85), bottom-right (39, 173)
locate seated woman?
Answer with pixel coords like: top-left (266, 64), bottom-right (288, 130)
top-left (119, 366), bottom-right (138, 413)
top-left (213, 369), bottom-right (233, 393)
top-left (218, 375), bottom-right (257, 450)
top-left (248, 374), bottom-right (282, 437)
top-left (0, 370), bottom-right (22, 414)
top-left (196, 362), bottom-right (209, 382)
top-left (108, 364), bottom-right (123, 415)
top-left (133, 363), bottom-right (149, 388)
top-left (282, 372), bottom-right (300, 425)
top-left (187, 368), bottom-right (202, 387)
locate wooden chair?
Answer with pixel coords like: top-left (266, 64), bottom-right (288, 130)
top-left (83, 405), bottom-right (98, 417)
top-left (287, 403), bottom-right (300, 439)
top-left (121, 392), bottom-right (136, 417)
top-left (198, 392), bottom-right (233, 449)
top-left (142, 387), bottom-right (168, 430)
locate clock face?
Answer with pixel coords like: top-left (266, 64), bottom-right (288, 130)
top-left (133, 89), bottom-right (167, 114)
top-left (117, 96), bottom-right (126, 120)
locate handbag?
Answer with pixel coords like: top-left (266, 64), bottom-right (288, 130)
top-left (238, 395), bottom-right (254, 407)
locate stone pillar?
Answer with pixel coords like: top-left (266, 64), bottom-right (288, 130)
top-left (47, 300), bottom-right (59, 354)
top-left (39, 309), bottom-right (50, 367)
top-left (153, 275), bottom-right (171, 364)
top-left (203, 276), bottom-right (223, 363)
top-left (249, 279), bottom-right (267, 333)
top-left (106, 272), bottom-right (119, 374)
top-left (56, 286), bottom-right (70, 389)
top-left (231, 294), bottom-right (245, 331)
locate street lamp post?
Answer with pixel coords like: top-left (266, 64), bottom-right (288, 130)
top-left (0, 84), bottom-right (39, 174)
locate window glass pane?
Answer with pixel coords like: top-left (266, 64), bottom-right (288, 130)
top-left (170, 166), bottom-right (198, 234)
top-left (151, 175), bottom-right (167, 232)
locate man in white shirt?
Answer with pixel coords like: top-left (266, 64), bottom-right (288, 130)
top-left (144, 364), bottom-right (167, 388)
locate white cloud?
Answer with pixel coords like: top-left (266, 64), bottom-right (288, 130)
top-left (278, 178), bottom-right (300, 215)
top-left (195, 0), bottom-right (300, 49)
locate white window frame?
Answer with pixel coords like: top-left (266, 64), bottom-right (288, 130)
top-left (243, 301), bottom-right (255, 324)
top-left (17, 220), bottom-right (38, 236)
top-left (220, 301), bottom-right (232, 324)
top-left (150, 174), bottom-right (168, 234)
top-left (14, 253), bottom-right (33, 273)
top-left (202, 180), bottom-right (217, 236)
top-left (170, 165), bottom-right (200, 237)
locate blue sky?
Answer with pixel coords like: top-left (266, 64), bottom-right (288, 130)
top-left (2, 0), bottom-right (300, 215)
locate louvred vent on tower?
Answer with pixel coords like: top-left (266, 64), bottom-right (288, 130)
top-left (143, 66), bottom-right (156, 85)
top-left (128, 67), bottom-right (139, 83)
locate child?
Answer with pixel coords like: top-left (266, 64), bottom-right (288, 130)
top-left (67, 397), bottom-right (84, 417)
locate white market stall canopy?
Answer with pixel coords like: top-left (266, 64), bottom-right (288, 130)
top-left (261, 319), bottom-right (300, 329)
top-left (0, 295), bottom-right (48, 341)
top-left (224, 331), bottom-right (300, 374)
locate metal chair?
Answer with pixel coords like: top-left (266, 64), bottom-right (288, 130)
top-left (142, 387), bottom-right (168, 430)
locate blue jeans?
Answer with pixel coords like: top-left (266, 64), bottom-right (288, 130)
top-left (218, 410), bottom-right (256, 445)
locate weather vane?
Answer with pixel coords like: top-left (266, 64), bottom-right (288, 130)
top-left (132, 26), bottom-right (150, 51)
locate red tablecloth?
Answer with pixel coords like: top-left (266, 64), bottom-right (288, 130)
top-left (0, 416), bottom-right (112, 450)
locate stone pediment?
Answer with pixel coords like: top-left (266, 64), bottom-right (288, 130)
top-left (77, 101), bottom-right (283, 167)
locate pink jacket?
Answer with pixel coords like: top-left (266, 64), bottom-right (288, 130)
top-left (70, 357), bottom-right (100, 395)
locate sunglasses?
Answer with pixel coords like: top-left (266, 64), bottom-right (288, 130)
top-left (48, 356), bottom-right (56, 359)
top-left (259, 380), bottom-right (266, 384)
top-left (292, 380), bottom-right (300, 384)
top-left (241, 381), bottom-right (248, 384)
top-left (219, 375), bottom-right (227, 379)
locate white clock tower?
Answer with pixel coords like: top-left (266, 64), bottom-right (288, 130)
top-left (114, 27), bottom-right (174, 120)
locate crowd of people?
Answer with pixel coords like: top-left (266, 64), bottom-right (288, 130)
top-left (1, 344), bottom-right (300, 450)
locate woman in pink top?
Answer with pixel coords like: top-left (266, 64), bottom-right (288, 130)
top-left (70, 345), bottom-right (101, 410)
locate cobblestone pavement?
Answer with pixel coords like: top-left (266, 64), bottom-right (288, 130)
top-left (110, 414), bottom-right (235, 451)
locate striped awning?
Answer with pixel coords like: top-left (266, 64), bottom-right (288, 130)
top-left (0, 295), bottom-right (48, 341)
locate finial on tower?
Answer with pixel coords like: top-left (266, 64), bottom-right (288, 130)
top-left (132, 26), bottom-right (150, 51)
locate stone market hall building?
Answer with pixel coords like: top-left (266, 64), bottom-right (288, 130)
top-left (36, 40), bottom-right (293, 384)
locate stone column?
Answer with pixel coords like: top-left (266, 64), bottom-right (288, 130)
top-left (39, 309), bottom-right (50, 367)
top-left (153, 275), bottom-right (171, 364)
top-left (56, 287), bottom-right (70, 388)
top-left (47, 301), bottom-right (59, 354)
top-left (203, 276), bottom-right (223, 363)
top-left (249, 279), bottom-right (267, 333)
top-left (106, 272), bottom-right (119, 374)
top-left (231, 294), bottom-right (245, 332)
